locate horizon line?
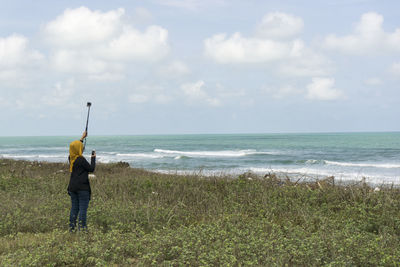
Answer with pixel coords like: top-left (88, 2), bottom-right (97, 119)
top-left (0, 130), bottom-right (399, 138)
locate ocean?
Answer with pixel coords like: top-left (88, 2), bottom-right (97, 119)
top-left (0, 132), bottom-right (399, 185)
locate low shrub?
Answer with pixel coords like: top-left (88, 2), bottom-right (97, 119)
top-left (1, 159), bottom-right (399, 266)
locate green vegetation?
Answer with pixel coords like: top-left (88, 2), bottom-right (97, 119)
top-left (1, 158), bottom-right (400, 266)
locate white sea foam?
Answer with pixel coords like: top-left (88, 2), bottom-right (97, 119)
top-left (248, 167), bottom-right (400, 185)
top-left (1, 154), bottom-right (65, 159)
top-left (116, 153), bottom-right (164, 159)
top-left (97, 157), bottom-right (111, 163)
top-left (1, 154), bottom-right (34, 159)
top-left (325, 160), bottom-right (400, 169)
top-left (0, 147), bottom-right (66, 152)
top-left (154, 169), bottom-right (234, 177)
top-left (153, 149), bottom-right (272, 157)
top-left (305, 159), bottom-right (320, 164)
top-left (249, 167), bottom-right (333, 177)
top-left (152, 166), bottom-right (399, 185)
top-left (97, 153), bottom-right (161, 163)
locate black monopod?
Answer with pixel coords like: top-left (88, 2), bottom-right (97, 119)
top-left (83, 102), bottom-right (92, 151)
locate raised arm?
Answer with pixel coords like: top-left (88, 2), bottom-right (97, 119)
top-left (80, 131), bottom-right (88, 142)
top-left (81, 152), bottom-right (96, 172)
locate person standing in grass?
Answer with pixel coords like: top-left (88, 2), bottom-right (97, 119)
top-left (68, 131), bottom-right (96, 231)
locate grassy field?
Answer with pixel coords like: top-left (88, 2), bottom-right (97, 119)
top-left (1, 158), bottom-right (400, 266)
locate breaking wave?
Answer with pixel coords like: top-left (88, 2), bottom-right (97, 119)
top-left (153, 149), bottom-right (273, 158)
top-left (325, 160), bottom-right (400, 169)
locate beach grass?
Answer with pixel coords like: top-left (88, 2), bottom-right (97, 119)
top-left (1, 158), bottom-right (400, 266)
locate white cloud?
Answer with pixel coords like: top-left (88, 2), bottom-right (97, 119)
top-left (204, 12), bottom-right (331, 77)
top-left (105, 26), bottom-right (169, 61)
top-left (256, 12), bottom-right (304, 39)
top-left (0, 34), bottom-right (43, 69)
top-left (204, 12), bottom-right (306, 64)
top-left (278, 42), bottom-right (332, 77)
top-left (181, 80), bottom-right (221, 106)
top-left (43, 7), bottom-right (123, 47)
top-left (0, 34), bottom-right (44, 87)
top-left (182, 80), bottom-right (207, 98)
top-left (43, 7), bottom-right (170, 77)
top-left (50, 49), bottom-right (120, 74)
top-left (324, 12), bottom-right (400, 55)
top-left (204, 32), bottom-right (296, 64)
top-left (306, 77), bottom-right (344, 101)
top-left (390, 62), bottom-right (400, 77)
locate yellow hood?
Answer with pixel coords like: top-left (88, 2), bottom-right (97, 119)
top-left (69, 140), bottom-right (83, 172)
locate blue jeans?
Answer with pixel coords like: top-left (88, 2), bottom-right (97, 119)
top-left (69, 191), bottom-right (90, 231)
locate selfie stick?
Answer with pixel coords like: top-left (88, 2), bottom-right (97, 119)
top-left (84, 102), bottom-right (92, 150)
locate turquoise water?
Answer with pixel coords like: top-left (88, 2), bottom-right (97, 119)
top-left (0, 133), bottom-right (399, 185)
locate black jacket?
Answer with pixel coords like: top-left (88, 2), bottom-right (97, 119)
top-left (68, 156), bottom-right (96, 194)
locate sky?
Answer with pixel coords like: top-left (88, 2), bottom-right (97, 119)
top-left (0, 0), bottom-right (399, 136)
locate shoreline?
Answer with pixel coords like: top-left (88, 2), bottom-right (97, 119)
top-left (1, 157), bottom-right (396, 188)
top-left (154, 168), bottom-right (398, 188)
